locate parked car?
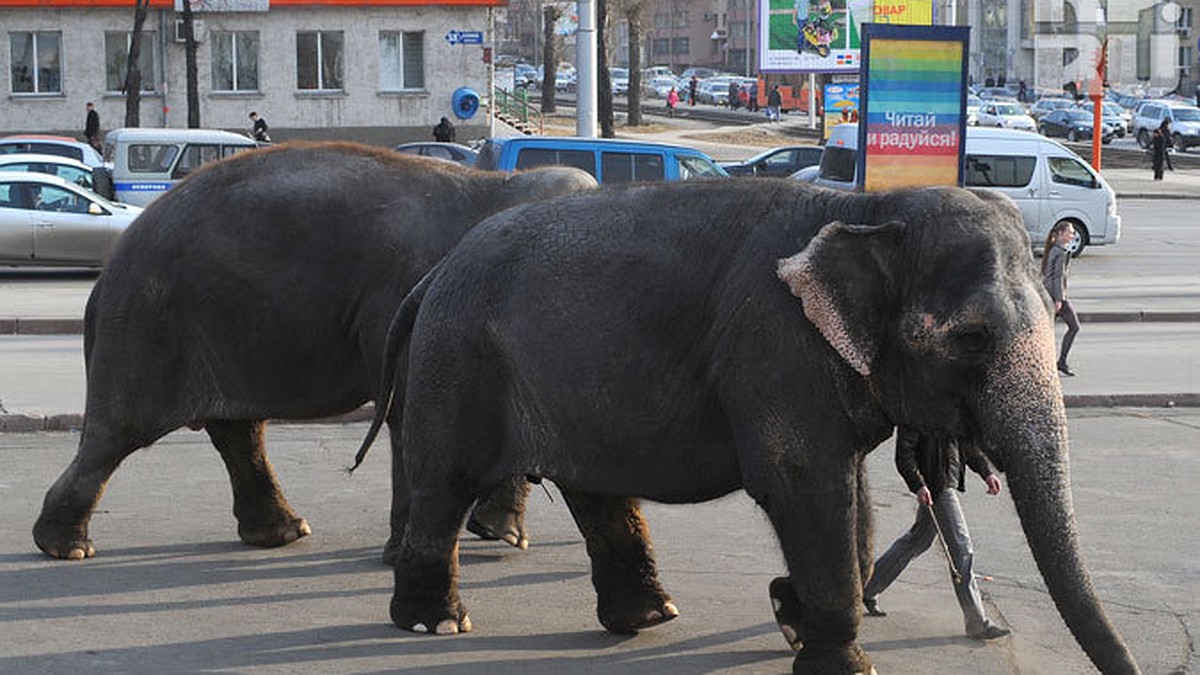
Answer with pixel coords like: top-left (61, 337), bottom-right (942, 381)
top-left (0, 170), bottom-right (143, 268)
top-left (966, 94), bottom-right (983, 126)
top-left (810, 124), bottom-right (1119, 256)
top-left (1028, 96), bottom-right (1075, 121)
top-left (696, 79), bottom-right (731, 106)
top-left (975, 101), bottom-right (1037, 131)
top-left (1074, 101), bottom-right (1128, 137)
top-left (394, 142), bottom-right (479, 166)
top-left (1131, 100), bottom-right (1200, 152)
top-left (475, 136), bottom-right (729, 183)
top-left (721, 145), bottom-right (824, 177)
top-left (0, 153), bottom-right (114, 199)
top-left (0, 134), bottom-right (105, 168)
top-left (643, 66), bottom-right (676, 80)
top-left (610, 67), bottom-right (630, 96)
top-left (644, 76), bottom-right (682, 99)
top-left (513, 63), bottom-right (539, 89)
top-left (1038, 109), bottom-right (1114, 144)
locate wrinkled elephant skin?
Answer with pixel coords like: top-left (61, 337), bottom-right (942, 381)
top-left (32, 141), bottom-right (596, 563)
top-left (363, 181), bottom-right (1139, 674)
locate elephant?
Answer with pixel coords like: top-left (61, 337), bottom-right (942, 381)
top-left (33, 141), bottom-right (597, 564)
top-left (356, 180), bottom-right (1139, 674)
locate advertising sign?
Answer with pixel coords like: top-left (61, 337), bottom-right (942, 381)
top-left (761, 0), bottom-right (872, 73)
top-left (823, 82), bottom-right (859, 139)
top-left (871, 0), bottom-right (933, 25)
top-left (857, 24), bottom-right (969, 191)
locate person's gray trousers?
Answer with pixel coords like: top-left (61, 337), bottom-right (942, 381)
top-left (862, 488), bottom-right (996, 635)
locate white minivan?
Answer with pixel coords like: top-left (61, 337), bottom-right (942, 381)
top-left (103, 128), bottom-right (260, 206)
top-left (813, 124), bottom-right (1120, 255)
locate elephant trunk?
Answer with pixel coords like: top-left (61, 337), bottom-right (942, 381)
top-left (976, 320), bottom-right (1140, 674)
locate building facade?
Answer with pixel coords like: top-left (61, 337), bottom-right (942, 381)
top-left (2, 0), bottom-right (501, 145)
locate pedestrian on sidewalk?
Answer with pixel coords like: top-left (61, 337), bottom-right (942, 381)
top-left (688, 76), bottom-right (698, 106)
top-left (666, 87), bottom-right (679, 117)
top-left (433, 116), bottom-right (456, 143)
top-left (1151, 119), bottom-right (1173, 180)
top-left (84, 102), bottom-right (101, 153)
top-left (1042, 220), bottom-right (1079, 377)
top-left (767, 85), bottom-right (783, 122)
top-left (862, 428), bottom-right (1010, 641)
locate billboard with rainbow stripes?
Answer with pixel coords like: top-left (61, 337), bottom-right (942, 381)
top-left (856, 24), bottom-right (969, 191)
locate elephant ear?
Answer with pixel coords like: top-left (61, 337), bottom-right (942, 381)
top-left (776, 220), bottom-right (906, 377)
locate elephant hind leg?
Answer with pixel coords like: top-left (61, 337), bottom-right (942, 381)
top-left (206, 420), bottom-right (310, 548)
top-left (390, 482), bottom-right (477, 635)
top-left (561, 490), bottom-right (678, 634)
top-left (34, 422), bottom-right (141, 560)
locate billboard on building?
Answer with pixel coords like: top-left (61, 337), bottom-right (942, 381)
top-left (760, 0), bottom-right (873, 73)
top-left (856, 23), bottom-right (969, 191)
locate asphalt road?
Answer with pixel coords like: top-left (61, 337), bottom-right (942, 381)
top-left (1, 410), bottom-right (1197, 675)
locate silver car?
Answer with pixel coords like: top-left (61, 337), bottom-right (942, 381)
top-left (0, 153), bottom-right (114, 199)
top-left (0, 170), bottom-right (142, 268)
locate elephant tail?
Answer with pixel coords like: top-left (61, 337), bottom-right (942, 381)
top-left (349, 264), bottom-right (437, 473)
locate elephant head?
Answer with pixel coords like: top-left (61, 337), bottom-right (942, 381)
top-left (777, 187), bottom-right (1139, 674)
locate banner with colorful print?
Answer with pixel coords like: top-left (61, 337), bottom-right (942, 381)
top-left (856, 24), bottom-right (969, 191)
top-left (761, 0), bottom-right (873, 73)
top-left (871, 0), bottom-right (933, 25)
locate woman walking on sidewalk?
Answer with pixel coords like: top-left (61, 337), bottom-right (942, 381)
top-left (1042, 221), bottom-right (1079, 376)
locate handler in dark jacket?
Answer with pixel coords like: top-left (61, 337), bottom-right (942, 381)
top-left (862, 427), bottom-right (1010, 640)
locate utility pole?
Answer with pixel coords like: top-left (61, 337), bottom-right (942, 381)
top-left (577, 0), bottom-right (599, 136)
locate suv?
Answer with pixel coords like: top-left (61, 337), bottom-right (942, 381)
top-left (475, 136), bottom-right (729, 183)
top-left (1131, 101), bottom-right (1200, 152)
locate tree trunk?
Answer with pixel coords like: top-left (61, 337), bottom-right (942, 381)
top-left (597, 0), bottom-right (614, 138)
top-left (625, 4), bottom-right (644, 126)
top-left (123, 0), bottom-right (150, 127)
top-left (541, 5), bottom-right (560, 114)
top-left (182, 0), bottom-right (201, 128)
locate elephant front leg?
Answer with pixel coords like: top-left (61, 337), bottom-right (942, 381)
top-left (759, 474), bottom-right (873, 674)
top-left (561, 490), bottom-right (678, 634)
top-left (466, 475), bottom-right (531, 550)
top-left (33, 424), bottom-right (136, 560)
top-left (207, 420), bottom-right (310, 547)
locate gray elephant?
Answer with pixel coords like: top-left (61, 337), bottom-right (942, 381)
top-left (358, 180), bottom-right (1139, 673)
top-left (33, 141), bottom-right (596, 563)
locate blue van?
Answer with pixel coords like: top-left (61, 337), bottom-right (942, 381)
top-left (475, 136), bottom-right (728, 183)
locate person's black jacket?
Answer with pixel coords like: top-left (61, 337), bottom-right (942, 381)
top-left (894, 427), bottom-right (993, 495)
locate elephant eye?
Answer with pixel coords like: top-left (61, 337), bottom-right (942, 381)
top-left (954, 325), bottom-right (992, 356)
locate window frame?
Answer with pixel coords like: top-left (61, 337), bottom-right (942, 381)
top-left (211, 30), bottom-right (261, 93)
top-left (296, 30), bottom-right (345, 92)
top-left (379, 30), bottom-right (426, 92)
top-left (10, 31), bottom-right (62, 95)
top-left (104, 31), bottom-right (158, 94)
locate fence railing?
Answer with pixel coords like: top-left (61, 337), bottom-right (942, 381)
top-left (492, 86), bottom-right (543, 135)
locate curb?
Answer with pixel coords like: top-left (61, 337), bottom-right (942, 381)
top-left (3, 395), bottom-right (1198, 433)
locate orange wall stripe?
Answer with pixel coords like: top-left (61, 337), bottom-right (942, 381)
top-left (0, 0), bottom-right (505, 7)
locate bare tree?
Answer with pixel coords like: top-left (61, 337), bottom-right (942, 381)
top-left (598, 0), bottom-right (614, 137)
top-left (181, 0), bottom-right (201, 128)
top-left (541, 4), bottom-right (561, 113)
top-left (123, 0), bottom-right (151, 127)
top-left (621, 0), bottom-right (646, 126)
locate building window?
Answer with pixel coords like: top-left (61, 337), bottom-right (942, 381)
top-left (1181, 45), bottom-right (1194, 77)
top-left (297, 31), bottom-right (344, 91)
top-left (380, 31), bottom-right (425, 91)
top-left (212, 31), bottom-right (260, 92)
top-left (673, 37), bottom-right (689, 54)
top-left (652, 38), bottom-right (670, 56)
top-left (10, 31), bottom-right (62, 94)
top-left (104, 32), bottom-right (157, 93)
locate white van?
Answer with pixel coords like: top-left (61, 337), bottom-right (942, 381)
top-left (813, 124), bottom-right (1120, 255)
top-left (103, 128), bottom-right (260, 206)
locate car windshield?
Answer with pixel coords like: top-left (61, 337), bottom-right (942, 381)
top-left (1173, 108), bottom-right (1200, 122)
top-left (996, 104), bottom-right (1023, 115)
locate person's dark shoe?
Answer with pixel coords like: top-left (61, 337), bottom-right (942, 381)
top-left (863, 596), bottom-right (887, 617)
top-left (970, 624), bottom-right (1011, 640)
top-left (1057, 364), bottom-right (1075, 377)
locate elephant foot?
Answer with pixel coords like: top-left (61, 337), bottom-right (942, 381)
top-left (769, 576), bottom-right (805, 651)
top-left (33, 515), bottom-right (96, 560)
top-left (237, 515), bottom-right (311, 548)
top-left (466, 506), bottom-right (529, 550)
top-left (792, 643), bottom-right (874, 675)
top-left (391, 591), bottom-right (472, 635)
top-left (599, 594), bottom-right (679, 635)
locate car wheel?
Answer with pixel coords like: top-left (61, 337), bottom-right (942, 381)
top-left (1137, 129), bottom-right (1151, 149)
